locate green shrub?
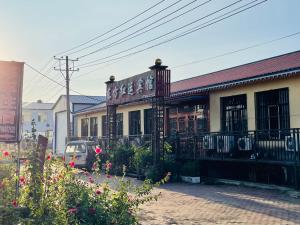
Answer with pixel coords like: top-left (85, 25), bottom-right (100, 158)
top-left (0, 144), bottom-right (161, 225)
top-left (132, 145), bottom-right (152, 177)
top-left (109, 144), bottom-right (134, 175)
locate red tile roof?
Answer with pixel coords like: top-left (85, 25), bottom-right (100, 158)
top-left (171, 50), bottom-right (300, 94)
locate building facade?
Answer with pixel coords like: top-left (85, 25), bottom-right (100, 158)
top-left (22, 100), bottom-right (54, 147)
top-left (52, 95), bottom-right (105, 155)
top-left (74, 51), bottom-right (300, 188)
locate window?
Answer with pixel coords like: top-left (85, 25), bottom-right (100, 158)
top-left (255, 88), bottom-right (289, 137)
top-left (37, 112), bottom-right (47, 123)
top-left (221, 94), bottom-right (247, 132)
top-left (187, 116), bottom-right (195, 134)
top-left (81, 118), bottom-right (89, 137)
top-left (144, 109), bottom-right (153, 135)
top-left (168, 118), bottom-right (177, 135)
top-left (116, 113), bottom-right (123, 136)
top-left (66, 143), bottom-right (86, 153)
top-left (90, 117), bottom-right (98, 137)
top-left (129, 110), bottom-right (141, 135)
top-left (102, 115), bottom-right (107, 137)
top-left (178, 117), bottom-right (185, 133)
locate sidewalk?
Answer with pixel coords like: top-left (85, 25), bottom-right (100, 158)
top-left (138, 183), bottom-right (300, 225)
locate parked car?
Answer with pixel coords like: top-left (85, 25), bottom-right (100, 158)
top-left (64, 140), bottom-right (97, 170)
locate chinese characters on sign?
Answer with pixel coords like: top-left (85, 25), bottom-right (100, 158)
top-left (106, 71), bottom-right (156, 105)
top-left (0, 61), bottom-right (24, 142)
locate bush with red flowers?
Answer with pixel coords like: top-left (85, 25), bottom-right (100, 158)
top-left (0, 142), bottom-right (165, 225)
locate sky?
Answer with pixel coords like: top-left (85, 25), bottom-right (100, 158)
top-left (0, 0), bottom-right (299, 103)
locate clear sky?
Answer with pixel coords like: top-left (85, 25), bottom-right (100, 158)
top-left (0, 0), bottom-right (299, 103)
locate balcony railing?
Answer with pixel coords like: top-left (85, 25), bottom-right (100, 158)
top-left (166, 128), bottom-right (300, 163)
top-left (69, 129), bottom-right (300, 163)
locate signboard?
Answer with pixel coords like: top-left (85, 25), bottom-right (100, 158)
top-left (106, 71), bottom-right (157, 105)
top-left (0, 61), bottom-right (24, 143)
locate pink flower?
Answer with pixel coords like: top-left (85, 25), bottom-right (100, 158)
top-left (12, 200), bottom-right (17, 207)
top-left (69, 161), bottom-right (75, 168)
top-left (19, 176), bottom-right (25, 184)
top-left (106, 162), bottom-right (112, 169)
top-left (3, 151), bottom-right (9, 157)
top-left (67, 208), bottom-right (77, 214)
top-left (95, 146), bottom-right (102, 154)
top-left (95, 189), bottom-right (101, 195)
top-left (88, 177), bottom-right (94, 183)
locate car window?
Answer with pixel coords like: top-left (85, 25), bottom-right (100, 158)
top-left (66, 144), bottom-right (86, 153)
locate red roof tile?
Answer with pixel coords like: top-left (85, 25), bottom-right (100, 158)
top-left (171, 51), bottom-right (300, 94)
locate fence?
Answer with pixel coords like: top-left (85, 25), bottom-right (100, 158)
top-left (166, 128), bottom-right (300, 163)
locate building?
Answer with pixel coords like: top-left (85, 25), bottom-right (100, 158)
top-left (22, 100), bottom-right (54, 147)
top-left (52, 95), bottom-right (105, 155)
top-left (74, 51), bottom-right (300, 188)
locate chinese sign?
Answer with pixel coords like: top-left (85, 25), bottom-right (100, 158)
top-left (106, 71), bottom-right (157, 105)
top-left (0, 61), bottom-right (24, 142)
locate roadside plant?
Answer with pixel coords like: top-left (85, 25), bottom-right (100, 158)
top-left (1, 141), bottom-right (165, 224)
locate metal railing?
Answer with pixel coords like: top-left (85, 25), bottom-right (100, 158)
top-left (166, 128), bottom-right (300, 162)
top-left (68, 134), bottom-right (152, 148)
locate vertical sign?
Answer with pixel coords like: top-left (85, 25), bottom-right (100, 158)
top-left (0, 61), bottom-right (24, 143)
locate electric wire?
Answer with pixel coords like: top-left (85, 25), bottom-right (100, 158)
top-left (73, 31), bottom-right (300, 80)
top-left (55, 0), bottom-right (167, 56)
top-left (172, 31), bottom-right (300, 68)
top-left (78, 0), bottom-right (262, 68)
top-left (76, 0), bottom-right (213, 59)
top-left (67, 0), bottom-right (185, 56)
top-left (24, 63), bottom-right (104, 102)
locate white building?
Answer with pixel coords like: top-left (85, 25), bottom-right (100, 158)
top-left (52, 95), bottom-right (105, 155)
top-left (22, 100), bottom-right (54, 147)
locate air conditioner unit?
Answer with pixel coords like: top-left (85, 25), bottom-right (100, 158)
top-left (285, 133), bottom-right (299, 152)
top-left (203, 135), bottom-right (216, 150)
top-left (238, 137), bottom-right (254, 151)
top-left (217, 135), bottom-right (235, 153)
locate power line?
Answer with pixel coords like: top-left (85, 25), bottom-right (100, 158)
top-left (55, 0), bottom-right (167, 56)
top-left (172, 31), bottom-right (300, 68)
top-left (45, 86), bottom-right (65, 103)
top-left (68, 0), bottom-right (185, 56)
top-left (77, 0), bottom-right (212, 59)
top-left (24, 63), bottom-right (104, 102)
top-left (78, 0), bottom-right (260, 68)
top-left (73, 30), bottom-right (300, 80)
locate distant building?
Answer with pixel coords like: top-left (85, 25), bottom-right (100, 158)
top-left (52, 95), bottom-right (105, 155)
top-left (22, 100), bottom-right (54, 147)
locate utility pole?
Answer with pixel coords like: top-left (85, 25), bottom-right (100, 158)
top-left (54, 56), bottom-right (79, 142)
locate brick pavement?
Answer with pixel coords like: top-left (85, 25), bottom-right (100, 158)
top-left (138, 183), bottom-right (300, 225)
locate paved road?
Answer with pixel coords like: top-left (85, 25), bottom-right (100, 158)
top-left (138, 183), bottom-right (300, 225)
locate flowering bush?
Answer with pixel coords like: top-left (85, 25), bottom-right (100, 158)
top-left (0, 144), bottom-right (165, 225)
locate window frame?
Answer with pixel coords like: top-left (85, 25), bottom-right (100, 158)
top-left (81, 118), bottom-right (89, 137)
top-left (89, 117), bottom-right (98, 137)
top-left (220, 94), bottom-right (248, 133)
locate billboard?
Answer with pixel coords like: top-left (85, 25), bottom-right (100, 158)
top-left (106, 69), bottom-right (170, 106)
top-left (106, 71), bottom-right (156, 105)
top-left (0, 61), bottom-right (24, 143)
